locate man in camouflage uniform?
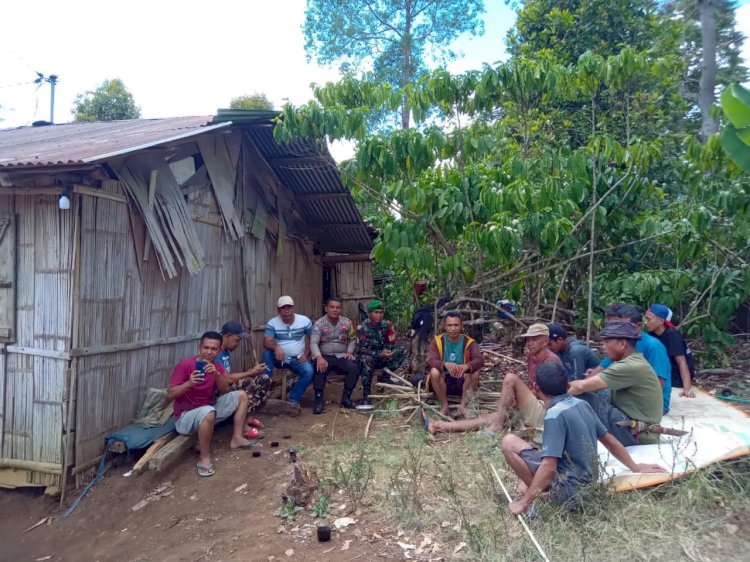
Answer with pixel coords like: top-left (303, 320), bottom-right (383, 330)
top-left (356, 300), bottom-right (407, 405)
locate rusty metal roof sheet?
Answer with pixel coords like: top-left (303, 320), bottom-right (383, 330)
top-left (0, 113), bottom-right (373, 254)
top-left (0, 116), bottom-right (221, 169)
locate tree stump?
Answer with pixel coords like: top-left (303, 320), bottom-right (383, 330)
top-left (282, 463), bottom-right (319, 507)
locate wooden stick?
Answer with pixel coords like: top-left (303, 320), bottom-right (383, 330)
top-left (133, 434), bottom-right (174, 472)
top-left (383, 368), bottom-right (413, 387)
top-left (331, 410), bottom-right (339, 440)
top-left (364, 413), bottom-right (375, 438)
top-left (375, 381), bottom-right (414, 393)
top-left (489, 463), bottom-right (550, 562)
top-left (480, 349), bottom-right (526, 365)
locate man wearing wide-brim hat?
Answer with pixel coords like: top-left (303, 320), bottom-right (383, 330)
top-left (568, 321), bottom-right (663, 446)
top-left (425, 322), bottom-right (562, 434)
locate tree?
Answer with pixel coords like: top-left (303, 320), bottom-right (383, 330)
top-left (303, 0), bottom-right (485, 129)
top-left (72, 78), bottom-right (140, 122)
top-left (229, 92), bottom-right (274, 110)
top-left (668, 0), bottom-right (748, 139)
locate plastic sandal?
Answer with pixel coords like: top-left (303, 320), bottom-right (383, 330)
top-left (247, 418), bottom-right (265, 429)
top-left (196, 463), bottom-right (215, 477)
top-left (244, 427), bottom-right (265, 440)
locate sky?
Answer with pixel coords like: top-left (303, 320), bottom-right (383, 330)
top-left (1, 0), bottom-right (749, 133)
top-left (0, 0), bottom-right (514, 128)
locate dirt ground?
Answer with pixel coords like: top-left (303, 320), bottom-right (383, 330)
top-left (0, 381), bottom-right (411, 562)
top-left (3, 343), bottom-right (750, 562)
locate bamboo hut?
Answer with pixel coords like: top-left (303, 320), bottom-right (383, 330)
top-left (0, 110), bottom-right (375, 490)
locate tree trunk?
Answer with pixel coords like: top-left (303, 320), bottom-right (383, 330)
top-left (698, 0), bottom-right (718, 140)
top-left (401, 1), bottom-right (413, 129)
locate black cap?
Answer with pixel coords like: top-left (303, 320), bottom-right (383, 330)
top-left (547, 323), bottom-right (567, 340)
top-left (613, 305), bottom-right (642, 323)
top-left (220, 321), bottom-right (251, 339)
top-left (601, 321), bottom-right (641, 340)
top-left (599, 302), bottom-right (626, 316)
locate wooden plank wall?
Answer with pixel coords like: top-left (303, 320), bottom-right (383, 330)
top-left (0, 194), bottom-right (72, 486)
top-left (331, 261), bottom-right (375, 324)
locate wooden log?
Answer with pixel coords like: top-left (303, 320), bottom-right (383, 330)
top-left (133, 434), bottom-right (175, 473)
top-left (148, 434), bottom-right (196, 473)
top-left (0, 458), bottom-right (62, 475)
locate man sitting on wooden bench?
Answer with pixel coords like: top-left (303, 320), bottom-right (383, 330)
top-left (168, 331), bottom-right (257, 478)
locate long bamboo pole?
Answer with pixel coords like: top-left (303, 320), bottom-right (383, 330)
top-left (489, 463), bottom-right (550, 562)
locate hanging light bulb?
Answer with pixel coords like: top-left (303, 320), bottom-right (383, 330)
top-left (59, 187), bottom-right (71, 210)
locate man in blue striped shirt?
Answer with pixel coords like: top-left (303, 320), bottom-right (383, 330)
top-left (262, 296), bottom-right (314, 410)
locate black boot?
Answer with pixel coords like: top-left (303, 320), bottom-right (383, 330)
top-left (341, 386), bottom-right (355, 409)
top-left (360, 377), bottom-right (372, 406)
top-left (313, 390), bottom-right (325, 414)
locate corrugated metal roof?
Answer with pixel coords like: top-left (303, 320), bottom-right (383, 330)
top-left (244, 125), bottom-right (372, 253)
top-left (0, 116), bottom-right (218, 169)
top-left (0, 113), bottom-right (373, 253)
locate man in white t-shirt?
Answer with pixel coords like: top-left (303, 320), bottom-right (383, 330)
top-left (262, 296), bottom-right (314, 409)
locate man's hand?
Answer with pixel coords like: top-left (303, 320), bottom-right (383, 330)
top-left (246, 364), bottom-right (267, 378)
top-left (633, 463), bottom-right (667, 474)
top-left (444, 363), bottom-right (468, 378)
top-left (509, 500), bottom-right (529, 516)
top-left (203, 362), bottom-right (217, 376)
top-left (380, 349), bottom-right (393, 359)
top-left (568, 380), bottom-right (584, 396)
top-left (274, 346), bottom-right (285, 363)
top-left (680, 388), bottom-right (696, 398)
top-left (344, 352), bottom-right (356, 361)
top-left (188, 370), bottom-right (203, 385)
top-left (316, 356), bottom-right (329, 373)
top-left (297, 352), bottom-right (310, 364)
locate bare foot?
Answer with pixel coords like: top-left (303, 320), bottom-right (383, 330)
top-left (229, 436), bottom-right (255, 449)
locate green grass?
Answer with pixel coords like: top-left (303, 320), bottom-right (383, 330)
top-left (307, 421), bottom-right (750, 561)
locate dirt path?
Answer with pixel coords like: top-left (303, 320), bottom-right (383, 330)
top-left (0, 385), bottom-right (407, 562)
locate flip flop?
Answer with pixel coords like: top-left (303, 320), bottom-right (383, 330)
top-left (244, 427), bottom-right (265, 440)
top-left (247, 418), bottom-right (265, 429)
top-left (196, 463), bottom-right (215, 477)
top-left (421, 410), bottom-right (430, 430)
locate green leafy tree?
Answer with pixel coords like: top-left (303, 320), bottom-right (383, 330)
top-left (72, 78), bottom-right (140, 122)
top-left (303, 0), bottom-right (485, 128)
top-left (229, 92), bottom-right (274, 110)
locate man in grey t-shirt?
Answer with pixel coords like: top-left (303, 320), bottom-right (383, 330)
top-left (501, 362), bottom-right (665, 515)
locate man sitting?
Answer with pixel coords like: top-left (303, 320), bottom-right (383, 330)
top-left (546, 323), bottom-right (600, 381)
top-left (569, 321), bottom-right (663, 446)
top-left (217, 321), bottom-right (268, 438)
top-left (356, 299), bottom-right (407, 405)
top-left (588, 304), bottom-right (672, 413)
top-left (168, 331), bottom-right (256, 478)
top-left (645, 303), bottom-right (696, 399)
top-left (262, 296), bottom-right (314, 410)
top-left (426, 312), bottom-right (485, 417)
top-left (502, 362), bottom-right (666, 515)
top-left (426, 323), bottom-right (561, 435)
top-left (310, 296), bottom-right (359, 414)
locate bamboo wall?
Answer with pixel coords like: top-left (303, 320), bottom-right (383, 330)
top-left (0, 194), bottom-right (73, 486)
top-left (72, 183), bottom-right (323, 469)
top-left (331, 260), bottom-right (375, 324)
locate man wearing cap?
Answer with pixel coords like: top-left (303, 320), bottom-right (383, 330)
top-left (218, 321), bottom-right (269, 438)
top-left (356, 300), bottom-right (407, 405)
top-left (546, 323), bottom-right (600, 381)
top-left (589, 304), bottom-right (672, 413)
top-left (502, 361), bottom-right (666, 515)
top-left (426, 312), bottom-right (485, 417)
top-left (262, 296), bottom-right (314, 409)
top-left (645, 304), bottom-right (696, 398)
top-left (425, 323), bottom-right (561, 434)
top-left (310, 296), bottom-right (359, 414)
top-left (168, 331), bottom-right (258, 477)
top-left (568, 321), bottom-right (664, 446)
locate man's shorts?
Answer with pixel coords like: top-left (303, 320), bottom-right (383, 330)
top-left (519, 447), bottom-right (580, 507)
top-left (430, 370), bottom-right (472, 396)
top-left (519, 398), bottom-right (545, 428)
top-left (175, 391), bottom-right (241, 435)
